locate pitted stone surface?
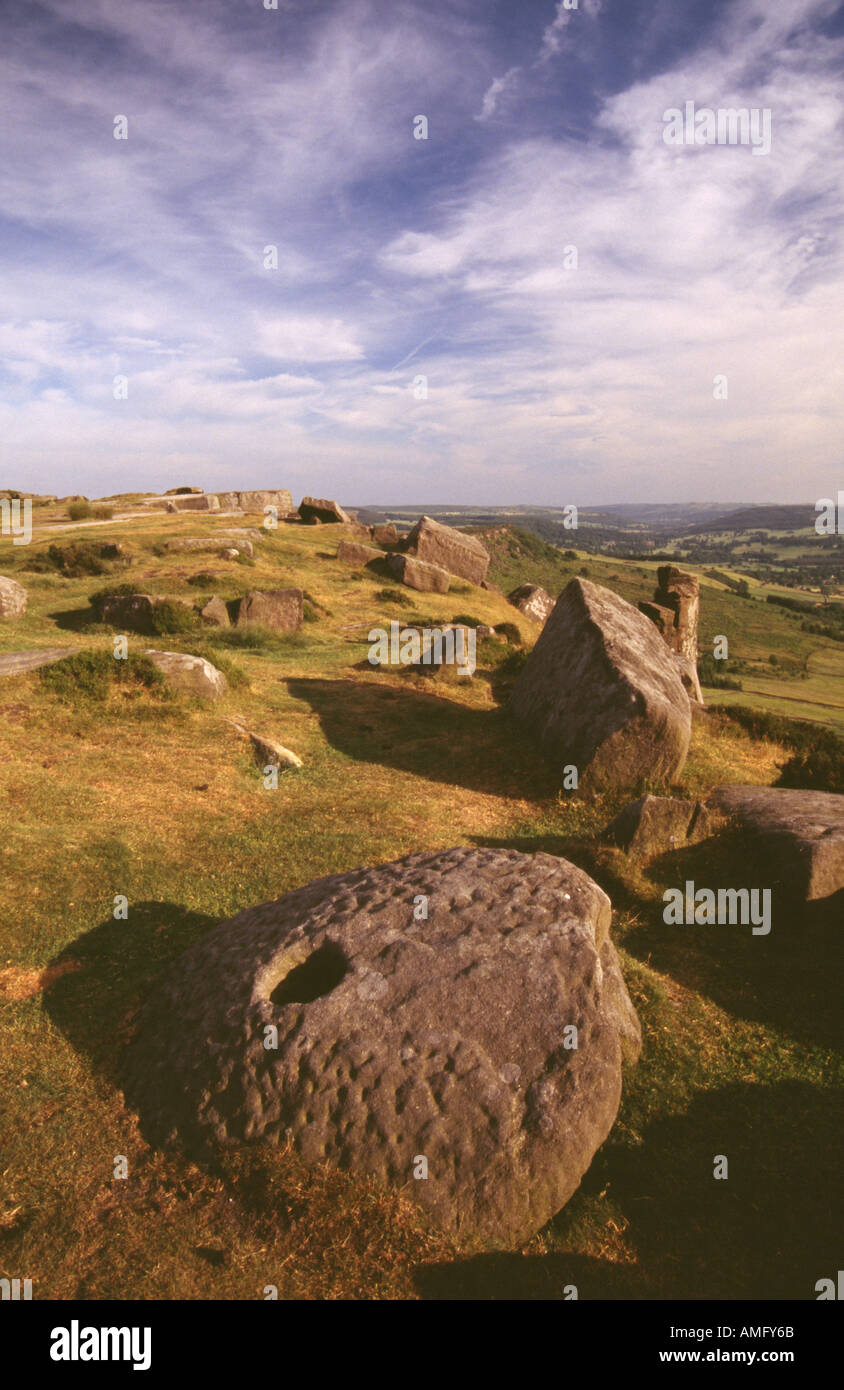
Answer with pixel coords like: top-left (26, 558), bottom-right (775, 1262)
top-left (123, 846), bottom-right (640, 1249)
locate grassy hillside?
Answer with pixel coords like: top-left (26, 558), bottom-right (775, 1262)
top-left (0, 508), bottom-right (840, 1300)
top-left (478, 526), bottom-right (844, 733)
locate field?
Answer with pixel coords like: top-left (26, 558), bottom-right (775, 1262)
top-left (0, 506), bottom-right (841, 1300)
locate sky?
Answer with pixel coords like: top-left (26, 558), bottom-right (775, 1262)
top-left (0, 0), bottom-right (842, 505)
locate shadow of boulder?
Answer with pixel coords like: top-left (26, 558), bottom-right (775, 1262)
top-left (286, 676), bottom-right (557, 799)
top-left (43, 901), bottom-right (218, 1080)
top-left (415, 1080), bottom-right (841, 1300)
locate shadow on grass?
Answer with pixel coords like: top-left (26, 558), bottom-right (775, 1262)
top-left (286, 676), bottom-right (558, 799)
top-left (415, 1080), bottom-right (842, 1300)
top-left (48, 606), bottom-right (99, 633)
top-left (43, 900), bottom-right (218, 1079)
top-left (471, 828), bottom-right (844, 1052)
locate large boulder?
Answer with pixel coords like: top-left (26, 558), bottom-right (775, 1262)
top-left (143, 650), bottom-right (228, 699)
top-left (704, 786), bottom-right (844, 905)
top-left (122, 846), bottom-right (640, 1250)
top-left (299, 497), bottom-right (352, 526)
top-left (216, 489), bottom-right (294, 516)
top-left (387, 553), bottom-right (450, 594)
top-left (403, 516), bottom-right (489, 585)
top-left (508, 584), bottom-right (555, 625)
top-left (0, 576), bottom-right (27, 618)
top-left (236, 589), bottom-right (303, 632)
top-left (510, 578), bottom-right (692, 790)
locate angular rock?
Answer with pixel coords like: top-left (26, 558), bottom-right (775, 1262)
top-left (508, 584), bottom-right (555, 625)
top-left (370, 523), bottom-right (398, 546)
top-left (299, 497), bottom-right (352, 526)
top-left (249, 733), bottom-right (303, 770)
top-left (0, 576), bottom-right (27, 618)
top-left (640, 567), bottom-right (700, 665)
top-left (704, 786), bottom-right (844, 904)
top-left (200, 596), bottom-right (230, 628)
top-left (168, 494), bottom-right (221, 512)
top-left (122, 846), bottom-right (639, 1250)
top-left (144, 650), bottom-right (228, 699)
top-left (236, 589), bottom-right (303, 632)
top-left (403, 516), bottom-right (490, 585)
top-left (387, 553), bottom-right (450, 594)
top-left (510, 578), bottom-right (692, 791)
top-left (336, 540), bottom-right (383, 568)
top-left (607, 795), bottom-right (712, 860)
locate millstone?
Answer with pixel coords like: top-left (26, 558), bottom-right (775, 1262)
top-left (123, 846), bottom-right (640, 1249)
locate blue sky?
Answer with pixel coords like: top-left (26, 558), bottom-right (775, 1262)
top-left (1, 0), bottom-right (842, 504)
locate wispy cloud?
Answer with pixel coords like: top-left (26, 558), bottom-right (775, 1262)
top-left (0, 0), bottom-right (841, 502)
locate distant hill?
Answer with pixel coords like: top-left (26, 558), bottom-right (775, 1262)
top-left (685, 505), bottom-right (817, 534)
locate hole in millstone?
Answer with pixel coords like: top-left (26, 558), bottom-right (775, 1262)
top-left (270, 942), bottom-right (349, 1006)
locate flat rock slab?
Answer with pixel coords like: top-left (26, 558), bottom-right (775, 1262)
top-left (123, 846), bottom-right (640, 1250)
top-left (511, 578), bottom-right (691, 791)
top-left (0, 647), bottom-right (78, 676)
top-left (705, 786), bottom-right (844, 903)
top-left (403, 515), bottom-right (490, 585)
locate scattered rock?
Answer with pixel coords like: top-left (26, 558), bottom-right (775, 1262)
top-left (123, 845), bottom-right (639, 1250)
top-left (704, 786), bottom-right (844, 904)
top-left (370, 523), bottom-right (398, 545)
top-left (0, 576), bottom-right (27, 618)
top-left (144, 650), bottom-right (228, 699)
top-left (510, 578), bottom-right (691, 790)
top-left (403, 515), bottom-right (490, 585)
top-left (387, 553), bottom-right (450, 594)
top-left (200, 596), bottom-right (230, 628)
top-left (236, 589), bottom-right (303, 632)
top-left (606, 794), bottom-right (713, 859)
top-left (249, 733), bottom-right (303, 770)
top-left (299, 497), bottom-right (352, 526)
top-left (508, 584), bottom-right (555, 625)
top-left (336, 540), bottom-right (383, 568)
